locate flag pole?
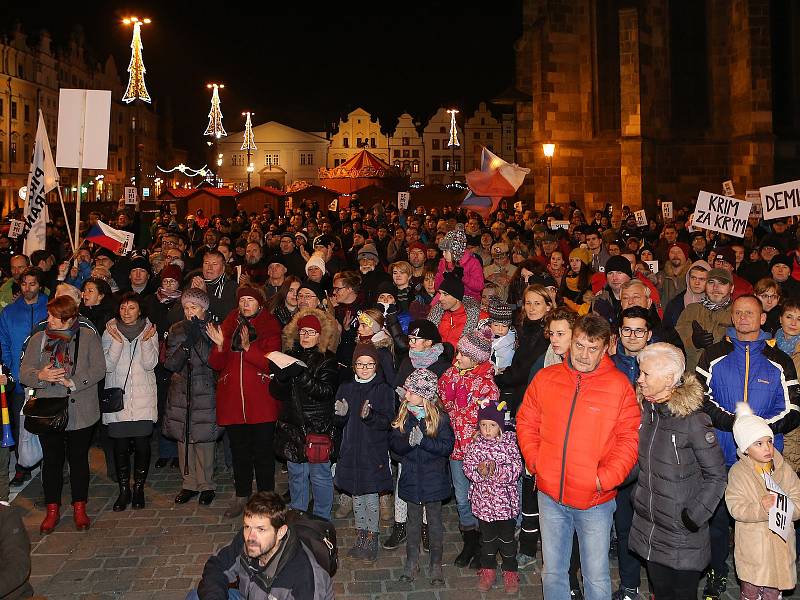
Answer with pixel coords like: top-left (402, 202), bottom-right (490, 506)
top-left (56, 183), bottom-right (76, 255)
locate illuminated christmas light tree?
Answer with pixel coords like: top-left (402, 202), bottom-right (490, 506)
top-left (204, 83), bottom-right (227, 138)
top-left (241, 112), bottom-right (257, 151)
top-left (447, 108), bottom-right (460, 148)
top-left (121, 17), bottom-right (152, 104)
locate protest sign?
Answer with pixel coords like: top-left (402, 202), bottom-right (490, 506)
top-left (549, 220), bottom-right (570, 231)
top-left (514, 200), bottom-right (523, 212)
top-left (765, 473), bottom-right (794, 542)
top-left (124, 186), bottom-right (137, 205)
top-left (722, 180), bottom-right (735, 197)
top-left (634, 209), bottom-right (648, 227)
top-left (746, 190), bottom-right (762, 220)
top-left (8, 220), bottom-right (24, 239)
top-left (644, 260), bottom-right (659, 274)
top-left (397, 191), bottom-right (410, 210)
top-left (328, 198), bottom-right (338, 212)
top-left (760, 180), bottom-right (800, 220)
top-left (661, 202), bottom-right (673, 221)
top-left (56, 89), bottom-right (111, 170)
top-left (693, 191), bottom-right (751, 237)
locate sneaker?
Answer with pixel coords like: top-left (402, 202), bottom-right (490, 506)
top-left (10, 470), bottom-right (30, 487)
top-left (612, 587), bottom-right (639, 600)
top-left (478, 568), bottom-right (496, 592)
top-left (382, 522), bottom-right (407, 550)
top-left (516, 553), bottom-right (538, 572)
top-left (503, 571), bottom-right (520, 594)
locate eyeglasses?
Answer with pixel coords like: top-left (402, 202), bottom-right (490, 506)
top-left (758, 293), bottom-right (779, 301)
top-left (332, 286), bottom-right (347, 293)
top-left (354, 362), bottom-right (376, 369)
top-left (620, 327), bottom-right (648, 338)
top-left (297, 293), bottom-right (317, 300)
top-left (299, 329), bottom-right (319, 336)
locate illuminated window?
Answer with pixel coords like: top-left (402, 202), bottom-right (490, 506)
top-left (412, 161), bottom-right (419, 173)
top-left (265, 153), bottom-right (279, 166)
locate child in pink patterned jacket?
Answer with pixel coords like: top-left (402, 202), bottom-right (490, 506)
top-left (464, 399), bottom-right (523, 594)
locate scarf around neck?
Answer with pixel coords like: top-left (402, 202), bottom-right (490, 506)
top-left (700, 296), bottom-right (732, 312)
top-left (44, 318), bottom-right (81, 370)
top-left (206, 273), bottom-right (226, 299)
top-left (232, 311), bottom-right (259, 352)
top-left (117, 317), bottom-right (147, 342)
top-left (775, 329), bottom-right (800, 355)
top-left (156, 286), bottom-right (183, 303)
top-left (543, 344), bottom-right (564, 369)
top-left (410, 343), bottom-right (444, 369)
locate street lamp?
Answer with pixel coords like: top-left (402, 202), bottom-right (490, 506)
top-left (542, 143), bottom-right (555, 207)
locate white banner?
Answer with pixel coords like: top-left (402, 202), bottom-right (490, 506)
top-left (513, 201), bottom-right (523, 212)
top-left (55, 89), bottom-right (111, 170)
top-left (760, 180), bottom-right (800, 221)
top-left (634, 209), bottom-right (648, 227)
top-left (22, 111), bottom-right (58, 255)
top-left (397, 191), bottom-right (410, 210)
top-left (693, 191), bottom-right (751, 237)
top-left (661, 201), bottom-right (673, 221)
top-left (124, 186), bottom-right (137, 205)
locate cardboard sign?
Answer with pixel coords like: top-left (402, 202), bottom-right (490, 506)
top-left (8, 219), bottom-right (24, 239)
top-left (328, 198), bottom-right (338, 212)
top-left (397, 191), bottom-right (410, 210)
top-left (55, 89), bottom-right (111, 170)
top-left (746, 190), bottom-right (762, 220)
top-left (693, 191), bottom-right (752, 237)
top-left (765, 473), bottom-right (794, 542)
top-left (760, 179), bottom-right (800, 220)
top-left (644, 260), bottom-right (659, 274)
top-left (634, 209), bottom-right (648, 227)
top-left (722, 180), bottom-right (736, 197)
top-left (550, 220), bottom-right (570, 231)
top-left (513, 201), bottom-right (523, 212)
top-left (661, 202), bottom-right (673, 221)
top-left (124, 186), bottom-right (137, 205)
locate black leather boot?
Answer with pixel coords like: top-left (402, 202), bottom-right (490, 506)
top-left (131, 469), bottom-right (146, 509)
top-left (113, 453), bottom-right (131, 512)
top-left (454, 529), bottom-right (480, 568)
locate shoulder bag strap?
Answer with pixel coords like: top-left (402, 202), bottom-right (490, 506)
top-left (121, 338), bottom-right (138, 391)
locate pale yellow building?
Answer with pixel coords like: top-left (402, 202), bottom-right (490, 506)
top-left (388, 113), bottom-right (424, 184)
top-left (327, 108), bottom-right (389, 167)
top-left (216, 120), bottom-right (329, 191)
top-left (464, 102), bottom-right (502, 172)
top-left (423, 107), bottom-right (464, 186)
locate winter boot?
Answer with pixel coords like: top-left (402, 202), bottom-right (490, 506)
top-left (503, 570), bottom-right (520, 594)
top-left (401, 511), bottom-right (422, 582)
top-left (347, 529), bottom-right (367, 558)
top-left (379, 493), bottom-right (393, 525)
top-left (702, 570), bottom-right (727, 600)
top-left (112, 456), bottom-right (131, 512)
top-left (40, 503), bottom-right (60, 534)
top-left (224, 496), bottom-right (248, 518)
top-left (72, 501), bottom-right (90, 531)
top-left (131, 468), bottom-right (147, 509)
top-left (382, 522), bottom-right (407, 549)
top-left (469, 530), bottom-right (483, 569)
top-left (334, 493), bottom-right (353, 519)
top-left (429, 533), bottom-right (445, 585)
top-left (478, 567), bottom-right (496, 592)
top-left (454, 529), bottom-right (480, 567)
top-left (362, 531), bottom-right (379, 563)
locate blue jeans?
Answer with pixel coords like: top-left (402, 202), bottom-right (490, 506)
top-left (538, 491), bottom-right (615, 600)
top-left (450, 459), bottom-right (478, 529)
top-left (287, 460), bottom-right (334, 520)
top-left (186, 588), bottom-right (241, 600)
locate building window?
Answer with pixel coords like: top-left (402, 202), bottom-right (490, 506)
top-left (0, 141), bottom-right (3, 158)
top-left (118, 158), bottom-right (122, 171)
top-left (356, 137), bottom-right (362, 147)
top-left (265, 153), bottom-right (279, 166)
top-left (402, 137), bottom-right (410, 146)
top-left (0, 99), bottom-right (3, 116)
top-left (432, 139), bottom-right (440, 150)
top-left (343, 137), bottom-right (349, 148)
top-left (486, 132), bottom-right (493, 139)
top-left (402, 160), bottom-right (410, 173)
top-left (10, 142), bottom-right (16, 163)
top-left (412, 160), bottom-right (419, 173)
top-left (439, 126), bottom-right (445, 133)
top-left (412, 149), bottom-right (419, 158)
top-left (402, 149), bottom-right (410, 158)
top-left (24, 104), bottom-right (30, 122)
top-left (393, 149), bottom-right (400, 158)
top-left (23, 144), bottom-right (30, 161)
top-left (394, 161), bottom-right (401, 168)
top-left (473, 132), bottom-right (480, 139)
top-left (432, 158), bottom-right (440, 171)
top-left (454, 159), bottom-right (461, 171)
top-left (300, 152), bottom-right (314, 166)
top-left (11, 102), bottom-right (17, 120)
top-left (370, 138), bottom-right (376, 148)
top-left (444, 159), bottom-right (450, 172)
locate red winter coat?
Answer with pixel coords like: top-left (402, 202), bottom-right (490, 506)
top-left (516, 354), bottom-right (640, 509)
top-left (208, 308), bottom-right (282, 425)
top-left (438, 361), bottom-right (500, 460)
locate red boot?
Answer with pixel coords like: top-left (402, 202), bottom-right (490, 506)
top-left (503, 570), bottom-right (520, 594)
top-left (40, 503), bottom-right (60, 534)
top-left (72, 501), bottom-right (90, 531)
top-left (477, 568), bottom-right (496, 592)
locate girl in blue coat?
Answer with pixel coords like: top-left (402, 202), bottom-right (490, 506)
top-left (390, 368), bottom-right (455, 585)
top-left (333, 343), bottom-right (395, 563)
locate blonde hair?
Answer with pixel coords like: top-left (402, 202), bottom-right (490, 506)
top-left (392, 396), bottom-right (443, 438)
top-left (390, 261), bottom-right (413, 276)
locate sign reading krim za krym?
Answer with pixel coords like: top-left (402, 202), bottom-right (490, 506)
top-left (693, 191), bottom-right (752, 237)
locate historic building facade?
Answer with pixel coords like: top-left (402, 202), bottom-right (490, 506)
top-left (388, 112), bottom-right (425, 185)
top-left (327, 108), bottom-right (389, 167)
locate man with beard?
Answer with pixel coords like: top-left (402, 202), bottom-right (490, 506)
top-left (191, 228), bottom-right (221, 269)
top-left (0, 267), bottom-right (49, 486)
top-left (241, 241), bottom-right (268, 287)
top-left (0, 254), bottom-right (30, 307)
top-left (657, 242), bottom-right (691, 307)
top-left (277, 233), bottom-right (307, 279)
top-left (407, 241), bottom-right (429, 293)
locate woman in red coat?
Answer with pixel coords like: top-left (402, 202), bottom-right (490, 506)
top-left (207, 286), bottom-right (282, 518)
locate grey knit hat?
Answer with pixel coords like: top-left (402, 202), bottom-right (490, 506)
top-left (357, 243), bottom-right (379, 262)
top-left (439, 227), bottom-right (467, 261)
top-left (488, 297), bottom-right (514, 326)
top-left (180, 287), bottom-right (210, 312)
top-left (457, 326), bottom-right (494, 364)
top-left (403, 368), bottom-right (439, 403)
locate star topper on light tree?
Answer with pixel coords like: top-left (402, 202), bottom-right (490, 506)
top-left (241, 112), bottom-right (257, 190)
top-left (121, 16), bottom-right (152, 104)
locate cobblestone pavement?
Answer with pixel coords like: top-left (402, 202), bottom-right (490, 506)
top-left (9, 443), bottom-right (775, 599)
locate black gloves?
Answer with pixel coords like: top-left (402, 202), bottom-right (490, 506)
top-left (452, 265), bottom-right (464, 280)
top-left (681, 508), bottom-right (699, 532)
top-left (281, 362), bottom-right (305, 379)
top-left (691, 320), bottom-right (714, 349)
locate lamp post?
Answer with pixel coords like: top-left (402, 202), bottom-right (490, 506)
top-left (542, 143), bottom-right (555, 208)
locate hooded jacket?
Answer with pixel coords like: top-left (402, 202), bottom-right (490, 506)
top-left (0, 293), bottom-right (48, 383)
top-left (463, 430), bottom-right (523, 521)
top-left (434, 250), bottom-right (484, 301)
top-left (697, 328), bottom-right (800, 466)
top-left (628, 375), bottom-right (727, 572)
top-left (516, 355), bottom-right (640, 509)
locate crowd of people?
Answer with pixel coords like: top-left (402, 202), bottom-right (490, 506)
top-left (2, 197), bottom-right (800, 600)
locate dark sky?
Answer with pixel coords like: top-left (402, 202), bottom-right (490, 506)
top-left (4, 1), bottom-right (523, 161)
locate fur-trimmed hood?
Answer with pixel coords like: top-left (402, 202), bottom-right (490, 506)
top-left (282, 307), bottom-right (339, 354)
top-left (638, 372), bottom-right (704, 418)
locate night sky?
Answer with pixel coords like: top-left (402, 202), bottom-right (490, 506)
top-left (3, 1), bottom-right (523, 161)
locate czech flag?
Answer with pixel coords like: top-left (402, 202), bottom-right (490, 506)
top-left (85, 220), bottom-right (134, 254)
top-left (461, 147), bottom-right (530, 218)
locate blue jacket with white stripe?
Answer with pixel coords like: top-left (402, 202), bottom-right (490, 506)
top-left (696, 328), bottom-right (800, 466)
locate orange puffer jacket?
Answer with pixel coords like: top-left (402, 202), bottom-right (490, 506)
top-left (516, 354), bottom-right (640, 509)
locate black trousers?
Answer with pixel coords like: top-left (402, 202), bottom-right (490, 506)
top-left (519, 473), bottom-right (540, 556)
top-left (646, 561), bottom-right (701, 600)
top-left (708, 493), bottom-right (733, 576)
top-left (227, 422), bottom-right (276, 498)
top-left (479, 518), bottom-right (518, 571)
top-left (40, 424), bottom-right (96, 504)
top-left (407, 501), bottom-right (443, 569)
top-left (614, 481), bottom-right (644, 589)
top-left (113, 434), bottom-right (151, 482)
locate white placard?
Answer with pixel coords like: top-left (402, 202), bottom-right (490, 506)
top-left (722, 180), bottom-right (736, 197)
top-left (634, 209), bottom-right (648, 227)
top-left (8, 219), bottom-right (24, 239)
top-left (550, 220), bottom-right (570, 231)
top-left (124, 186), bottom-right (137, 205)
top-left (693, 191), bottom-right (752, 237)
top-left (764, 473), bottom-right (794, 542)
top-left (55, 89), bottom-right (111, 169)
top-left (661, 202), bottom-right (673, 221)
top-left (686, 212), bottom-right (695, 233)
top-left (746, 190), bottom-right (762, 220)
top-left (760, 179), bottom-right (800, 221)
top-left (513, 201), bottom-right (523, 212)
top-left (397, 191), bottom-right (410, 210)
top-left (328, 198), bottom-right (338, 212)
top-left (267, 351), bottom-right (303, 369)
top-left (644, 260), bottom-right (659, 274)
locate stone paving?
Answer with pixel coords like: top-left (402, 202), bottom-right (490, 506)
top-left (8, 443), bottom-right (784, 599)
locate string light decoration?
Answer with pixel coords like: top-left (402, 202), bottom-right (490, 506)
top-left (447, 108), bottom-right (460, 148)
top-left (241, 111), bottom-right (257, 151)
top-left (157, 163), bottom-right (209, 177)
top-left (121, 17), bottom-right (152, 104)
top-left (204, 83), bottom-right (227, 138)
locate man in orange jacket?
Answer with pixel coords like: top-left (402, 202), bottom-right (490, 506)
top-left (516, 314), bottom-right (640, 600)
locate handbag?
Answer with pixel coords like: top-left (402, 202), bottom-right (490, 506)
top-left (100, 339), bottom-right (138, 413)
top-left (23, 330), bottom-right (81, 435)
top-left (305, 432), bottom-right (333, 464)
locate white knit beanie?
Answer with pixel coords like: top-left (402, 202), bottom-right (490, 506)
top-left (305, 252), bottom-right (327, 275)
top-left (733, 402), bottom-right (773, 455)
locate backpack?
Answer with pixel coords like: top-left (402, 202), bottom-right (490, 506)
top-left (285, 509), bottom-right (338, 577)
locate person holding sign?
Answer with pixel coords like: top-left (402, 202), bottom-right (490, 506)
top-left (726, 403), bottom-right (800, 598)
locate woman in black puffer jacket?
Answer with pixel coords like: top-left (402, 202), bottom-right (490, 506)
top-left (629, 343), bottom-right (726, 600)
top-left (270, 307), bottom-right (338, 521)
